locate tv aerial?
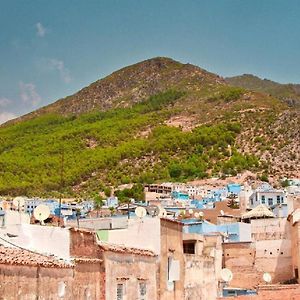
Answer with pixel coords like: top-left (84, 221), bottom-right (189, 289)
top-left (220, 268), bottom-right (233, 283)
top-left (263, 272), bottom-right (272, 284)
top-left (13, 197), bottom-right (25, 210)
top-left (33, 204), bottom-right (50, 225)
top-left (135, 207), bottom-right (147, 219)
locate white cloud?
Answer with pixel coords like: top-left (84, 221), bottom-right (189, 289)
top-left (48, 58), bottom-right (71, 83)
top-left (0, 97), bottom-right (12, 107)
top-left (19, 82), bottom-right (41, 106)
top-left (36, 22), bottom-right (46, 37)
top-left (0, 112), bottom-right (16, 124)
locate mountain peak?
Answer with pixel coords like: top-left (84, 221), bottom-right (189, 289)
top-left (15, 57), bottom-right (224, 122)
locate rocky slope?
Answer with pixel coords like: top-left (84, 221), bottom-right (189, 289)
top-left (0, 57), bottom-right (299, 196)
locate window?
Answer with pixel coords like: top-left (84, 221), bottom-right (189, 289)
top-left (277, 195), bottom-right (281, 204)
top-left (261, 195), bottom-right (265, 204)
top-left (183, 241), bottom-right (196, 254)
top-left (139, 282), bottom-right (147, 300)
top-left (117, 284), bottom-right (124, 300)
top-left (268, 198), bottom-right (273, 206)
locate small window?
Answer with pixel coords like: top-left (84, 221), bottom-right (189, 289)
top-left (268, 198), bottom-right (273, 206)
top-left (139, 282), bottom-right (147, 300)
top-left (277, 196), bottom-right (280, 204)
top-left (183, 242), bottom-right (195, 254)
top-left (117, 283), bottom-right (124, 300)
top-left (261, 195), bottom-right (265, 204)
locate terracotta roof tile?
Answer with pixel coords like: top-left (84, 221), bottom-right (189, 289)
top-left (0, 245), bottom-right (72, 268)
top-left (98, 242), bottom-right (156, 257)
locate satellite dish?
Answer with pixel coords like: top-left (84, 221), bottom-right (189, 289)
top-left (146, 205), bottom-right (159, 217)
top-left (220, 210), bottom-right (225, 216)
top-left (135, 207), bottom-right (147, 218)
top-left (263, 272), bottom-right (272, 283)
top-left (194, 212), bottom-right (200, 218)
top-left (33, 204), bottom-right (50, 224)
top-left (220, 268), bottom-right (233, 282)
top-left (58, 281), bottom-right (66, 298)
top-left (189, 209), bottom-right (193, 214)
top-left (199, 212), bottom-right (204, 217)
top-left (13, 197), bottom-right (25, 208)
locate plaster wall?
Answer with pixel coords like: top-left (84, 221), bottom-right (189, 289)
top-left (103, 251), bottom-right (158, 300)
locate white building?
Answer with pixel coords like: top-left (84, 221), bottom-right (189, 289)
top-left (249, 184), bottom-right (286, 208)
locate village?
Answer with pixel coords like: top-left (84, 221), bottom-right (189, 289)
top-left (0, 175), bottom-right (299, 300)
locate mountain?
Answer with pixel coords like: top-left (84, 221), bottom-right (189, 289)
top-left (0, 57), bottom-right (299, 197)
top-left (226, 74), bottom-right (300, 107)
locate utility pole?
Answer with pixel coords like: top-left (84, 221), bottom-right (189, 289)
top-left (58, 148), bottom-right (64, 227)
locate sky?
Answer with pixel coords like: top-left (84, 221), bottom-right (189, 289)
top-left (1, 0), bottom-right (300, 123)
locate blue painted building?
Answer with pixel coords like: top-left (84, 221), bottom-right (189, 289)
top-left (182, 220), bottom-right (251, 242)
top-left (172, 191), bottom-right (189, 200)
top-left (227, 183), bottom-right (241, 195)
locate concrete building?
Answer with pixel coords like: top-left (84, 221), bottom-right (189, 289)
top-left (249, 184), bottom-right (286, 208)
top-left (223, 218), bottom-right (294, 289)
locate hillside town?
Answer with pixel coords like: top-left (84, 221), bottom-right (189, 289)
top-left (0, 175), bottom-right (299, 299)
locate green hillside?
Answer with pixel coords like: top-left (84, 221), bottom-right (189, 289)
top-left (0, 58), bottom-right (298, 197)
top-left (226, 74), bottom-right (300, 107)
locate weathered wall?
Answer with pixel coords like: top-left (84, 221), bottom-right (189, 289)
top-left (104, 251), bottom-right (158, 300)
top-left (291, 220), bottom-right (300, 282)
top-left (160, 219), bottom-right (184, 300)
top-left (184, 255), bottom-right (217, 300)
top-left (251, 218), bottom-right (293, 283)
top-left (69, 228), bottom-right (101, 258)
top-left (0, 262), bottom-right (104, 300)
top-left (223, 242), bottom-right (260, 288)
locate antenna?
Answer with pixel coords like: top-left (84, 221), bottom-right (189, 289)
top-left (33, 204), bottom-right (50, 225)
top-left (220, 210), bottom-right (225, 216)
top-left (263, 272), bottom-right (272, 284)
top-left (220, 268), bottom-right (233, 283)
top-left (58, 147), bottom-right (65, 227)
top-left (135, 207), bottom-right (147, 219)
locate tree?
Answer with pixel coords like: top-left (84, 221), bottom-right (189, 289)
top-left (94, 194), bottom-right (104, 218)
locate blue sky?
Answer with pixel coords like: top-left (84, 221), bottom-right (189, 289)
top-left (0, 0), bottom-right (300, 123)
